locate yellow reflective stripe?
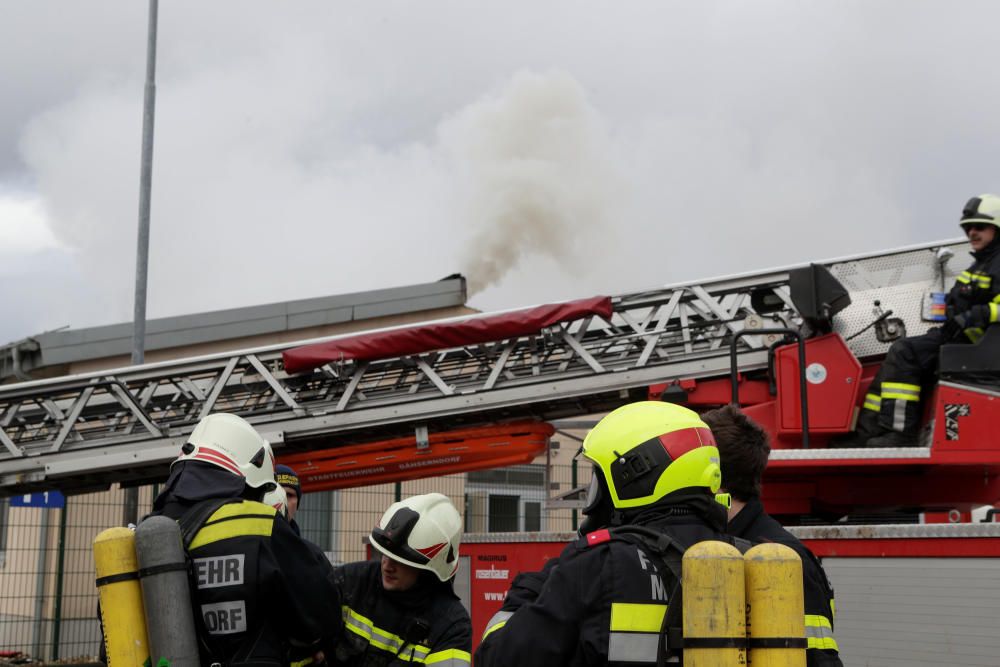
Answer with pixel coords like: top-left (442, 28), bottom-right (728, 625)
top-left (190, 517), bottom-right (274, 549)
top-left (609, 602), bottom-right (668, 633)
top-left (481, 619), bottom-right (507, 641)
top-left (805, 614), bottom-right (839, 651)
top-left (969, 273), bottom-right (992, 287)
top-left (342, 606), bottom-right (430, 661)
top-left (992, 294), bottom-right (1000, 303)
top-left (189, 502), bottom-right (276, 550)
top-left (290, 658), bottom-right (313, 667)
top-left (425, 648), bottom-right (471, 665)
top-left (208, 500), bottom-right (277, 521)
top-left (882, 382), bottom-right (920, 401)
top-left (863, 393), bottom-right (881, 411)
top-left (957, 272), bottom-right (972, 284)
top-left (481, 610), bottom-right (512, 641)
top-left (990, 303), bottom-right (999, 324)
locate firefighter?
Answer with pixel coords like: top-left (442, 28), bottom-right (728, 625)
top-left (475, 401), bottom-right (734, 666)
top-left (328, 493), bottom-right (471, 667)
top-left (859, 194), bottom-right (1000, 446)
top-left (147, 412), bottom-right (340, 665)
top-left (703, 404), bottom-right (842, 667)
top-left (275, 463), bottom-right (303, 534)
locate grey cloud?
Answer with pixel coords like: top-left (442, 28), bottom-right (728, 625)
top-left (3, 1), bottom-right (1000, 340)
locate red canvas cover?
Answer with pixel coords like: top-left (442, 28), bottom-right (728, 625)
top-left (282, 295), bottom-right (613, 374)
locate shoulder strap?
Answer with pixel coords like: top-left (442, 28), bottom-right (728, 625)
top-left (607, 526), bottom-right (754, 666)
top-left (602, 525), bottom-right (685, 667)
top-left (179, 497), bottom-right (243, 549)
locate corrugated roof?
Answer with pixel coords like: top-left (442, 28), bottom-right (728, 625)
top-left (1, 276), bottom-right (467, 379)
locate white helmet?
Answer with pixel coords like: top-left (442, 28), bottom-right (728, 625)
top-left (960, 194), bottom-right (1000, 231)
top-left (263, 484), bottom-right (288, 518)
top-left (370, 493), bottom-right (463, 582)
top-left (174, 413), bottom-right (276, 491)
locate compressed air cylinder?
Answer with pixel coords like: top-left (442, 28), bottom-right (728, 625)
top-left (682, 540), bottom-right (747, 667)
top-left (745, 543), bottom-right (806, 667)
top-left (94, 527), bottom-right (150, 666)
top-left (136, 516), bottom-right (201, 667)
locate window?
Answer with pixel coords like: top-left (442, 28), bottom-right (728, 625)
top-left (296, 490), bottom-right (339, 552)
top-left (466, 464), bottom-right (547, 533)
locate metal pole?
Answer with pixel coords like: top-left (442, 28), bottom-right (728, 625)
top-left (31, 508), bottom-right (49, 660)
top-left (51, 505), bottom-right (68, 660)
top-left (127, 0), bottom-right (158, 527)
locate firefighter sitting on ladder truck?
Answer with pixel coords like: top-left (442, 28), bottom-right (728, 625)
top-left (475, 401), bottom-right (736, 666)
top-left (855, 194), bottom-right (1000, 446)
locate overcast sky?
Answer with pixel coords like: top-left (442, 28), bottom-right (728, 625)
top-left (2, 1), bottom-right (998, 345)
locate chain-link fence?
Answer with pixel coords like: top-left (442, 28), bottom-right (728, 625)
top-left (0, 439), bottom-right (585, 662)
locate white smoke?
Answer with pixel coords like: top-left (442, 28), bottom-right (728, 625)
top-left (440, 71), bottom-right (621, 297)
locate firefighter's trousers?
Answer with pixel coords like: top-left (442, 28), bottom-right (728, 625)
top-left (865, 328), bottom-right (946, 435)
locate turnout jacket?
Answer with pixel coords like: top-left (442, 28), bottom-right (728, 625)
top-left (475, 495), bottom-right (731, 666)
top-left (331, 560), bottom-right (471, 667)
top-left (150, 464), bottom-right (341, 666)
top-left (945, 241), bottom-right (1000, 342)
top-left (728, 499), bottom-right (842, 667)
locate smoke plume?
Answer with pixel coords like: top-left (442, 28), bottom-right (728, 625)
top-left (441, 71), bottom-right (620, 296)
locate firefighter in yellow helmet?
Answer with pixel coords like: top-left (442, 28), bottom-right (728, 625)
top-left (475, 401), bottom-right (737, 666)
top-left (858, 194), bottom-right (1000, 446)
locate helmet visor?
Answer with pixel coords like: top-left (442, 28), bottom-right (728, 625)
top-left (370, 506), bottom-right (431, 565)
top-left (583, 474), bottom-right (602, 515)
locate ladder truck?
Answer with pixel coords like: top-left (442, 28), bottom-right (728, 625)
top-left (1, 239), bottom-right (999, 663)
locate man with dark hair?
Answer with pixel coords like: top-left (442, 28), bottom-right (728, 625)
top-left (702, 404), bottom-right (842, 667)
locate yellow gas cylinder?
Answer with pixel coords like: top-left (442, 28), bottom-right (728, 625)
top-left (94, 527), bottom-right (150, 666)
top-left (745, 543), bottom-right (806, 667)
top-left (682, 540), bottom-right (747, 666)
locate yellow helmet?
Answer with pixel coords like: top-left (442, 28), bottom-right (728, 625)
top-left (960, 194), bottom-right (1000, 231)
top-left (581, 401), bottom-right (721, 510)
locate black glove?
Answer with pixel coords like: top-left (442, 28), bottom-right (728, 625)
top-left (948, 305), bottom-right (991, 342)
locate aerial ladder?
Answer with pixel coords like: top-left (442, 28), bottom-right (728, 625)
top-left (1, 239), bottom-right (997, 520)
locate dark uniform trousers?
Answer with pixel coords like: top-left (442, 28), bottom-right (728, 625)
top-left (475, 515), bottom-right (730, 666)
top-left (864, 243), bottom-right (1000, 435)
top-left (153, 498), bottom-right (340, 666)
top-left (728, 499), bottom-right (842, 667)
top-left (330, 560), bottom-right (471, 667)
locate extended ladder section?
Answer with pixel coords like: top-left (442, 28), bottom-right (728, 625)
top-left (0, 241), bottom-right (966, 494)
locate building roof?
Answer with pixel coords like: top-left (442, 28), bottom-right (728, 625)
top-left (0, 276), bottom-right (467, 382)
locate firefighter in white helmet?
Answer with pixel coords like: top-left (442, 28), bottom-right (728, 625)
top-left (146, 412), bottom-right (340, 666)
top-left (327, 493), bottom-right (471, 667)
top-left (857, 194), bottom-right (1000, 446)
